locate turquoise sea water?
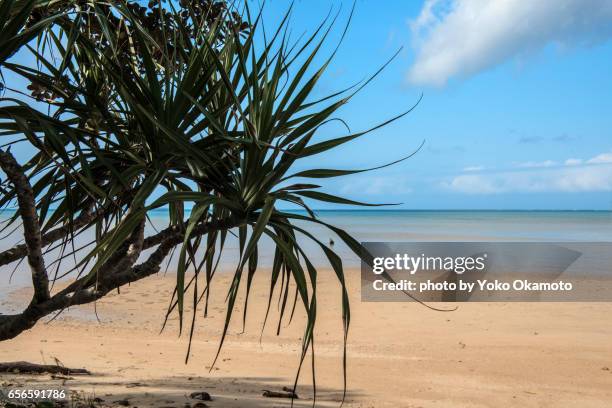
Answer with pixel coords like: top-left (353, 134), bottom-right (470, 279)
top-left (1, 210), bottom-right (611, 310)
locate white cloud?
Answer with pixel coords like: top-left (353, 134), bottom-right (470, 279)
top-left (445, 165), bottom-right (612, 194)
top-left (444, 151), bottom-right (612, 193)
top-left (587, 152), bottom-right (612, 164)
top-left (463, 165), bottom-right (485, 172)
top-left (565, 158), bottom-right (583, 166)
top-left (445, 174), bottom-right (506, 194)
top-left (515, 160), bottom-right (557, 168)
top-left (407, 0), bottom-right (612, 86)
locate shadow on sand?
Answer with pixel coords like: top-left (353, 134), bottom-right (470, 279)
top-left (2, 373), bottom-right (364, 407)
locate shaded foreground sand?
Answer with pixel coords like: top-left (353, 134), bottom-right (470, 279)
top-left (1, 269), bottom-right (612, 407)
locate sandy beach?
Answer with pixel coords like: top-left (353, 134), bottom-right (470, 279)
top-left (2, 268), bottom-right (611, 407)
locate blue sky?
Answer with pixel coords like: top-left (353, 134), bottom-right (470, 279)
top-left (264, 0), bottom-right (612, 210)
top-left (4, 1), bottom-right (612, 211)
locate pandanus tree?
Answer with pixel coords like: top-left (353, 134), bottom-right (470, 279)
top-left (0, 0), bottom-right (419, 396)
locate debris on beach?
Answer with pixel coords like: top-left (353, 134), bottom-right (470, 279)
top-left (0, 362), bottom-right (90, 376)
top-left (189, 391), bottom-right (212, 401)
top-left (262, 388), bottom-right (299, 399)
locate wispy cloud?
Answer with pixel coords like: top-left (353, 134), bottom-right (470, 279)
top-left (587, 152), bottom-right (612, 164)
top-left (565, 158), bottom-right (583, 166)
top-left (407, 0), bottom-right (612, 86)
top-left (518, 134), bottom-right (579, 144)
top-left (444, 152), bottom-right (612, 193)
top-left (518, 136), bottom-right (545, 144)
top-left (552, 134), bottom-right (578, 143)
top-left (514, 160), bottom-right (557, 168)
top-left (463, 165), bottom-right (485, 172)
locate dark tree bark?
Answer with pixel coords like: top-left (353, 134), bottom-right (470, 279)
top-left (0, 149), bottom-right (49, 304)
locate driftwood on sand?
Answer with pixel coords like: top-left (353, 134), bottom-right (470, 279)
top-left (262, 388), bottom-right (299, 399)
top-left (0, 361), bottom-right (90, 375)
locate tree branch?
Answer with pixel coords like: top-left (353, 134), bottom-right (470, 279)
top-left (0, 214), bottom-right (233, 269)
top-left (0, 149), bottom-right (49, 303)
top-left (0, 204), bottom-right (98, 267)
top-left (0, 215), bottom-right (244, 341)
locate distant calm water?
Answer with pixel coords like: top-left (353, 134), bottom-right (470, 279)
top-left (2, 210), bottom-right (611, 311)
top-left (309, 210), bottom-right (612, 242)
